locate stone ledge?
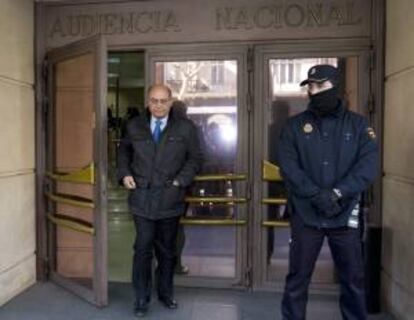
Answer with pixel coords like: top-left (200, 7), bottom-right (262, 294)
top-left (0, 254), bottom-right (36, 307)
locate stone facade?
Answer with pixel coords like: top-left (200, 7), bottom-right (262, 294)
top-left (382, 0), bottom-right (414, 318)
top-left (0, 0), bottom-right (36, 306)
top-left (1, 0), bottom-right (414, 317)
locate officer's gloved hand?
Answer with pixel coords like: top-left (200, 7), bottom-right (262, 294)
top-left (311, 189), bottom-right (341, 218)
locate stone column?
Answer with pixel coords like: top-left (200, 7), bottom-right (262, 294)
top-left (382, 0), bottom-right (414, 318)
top-left (0, 0), bottom-right (36, 306)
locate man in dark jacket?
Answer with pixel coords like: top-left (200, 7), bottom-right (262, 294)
top-left (117, 84), bottom-right (202, 317)
top-left (277, 65), bottom-right (378, 320)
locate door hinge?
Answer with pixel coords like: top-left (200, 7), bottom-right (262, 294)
top-left (42, 58), bottom-right (49, 82)
top-left (247, 47), bottom-right (254, 73)
top-left (367, 93), bottom-right (375, 115)
top-left (369, 49), bottom-right (376, 71)
top-left (245, 181), bottom-right (252, 201)
top-left (246, 46), bottom-right (254, 113)
top-left (92, 112), bottom-right (96, 129)
top-left (42, 97), bottom-right (49, 123)
top-left (365, 186), bottom-right (374, 207)
top-left (244, 266), bottom-right (252, 287)
top-left (246, 92), bottom-right (253, 113)
top-left (42, 58), bottom-right (50, 123)
top-left (43, 256), bottom-right (50, 278)
top-left (43, 180), bottom-right (51, 194)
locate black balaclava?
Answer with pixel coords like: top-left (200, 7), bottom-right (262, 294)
top-left (308, 86), bottom-right (340, 117)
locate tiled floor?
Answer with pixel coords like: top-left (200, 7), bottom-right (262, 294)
top-left (0, 282), bottom-right (394, 320)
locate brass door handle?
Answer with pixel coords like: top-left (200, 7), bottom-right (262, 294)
top-left (193, 174), bottom-right (246, 181)
top-left (185, 197), bottom-right (247, 204)
top-left (262, 160), bottom-right (283, 181)
top-left (46, 163), bottom-right (95, 184)
top-left (180, 218), bottom-right (247, 226)
top-left (262, 220), bottom-right (289, 227)
top-left (261, 198), bottom-right (287, 205)
top-left (47, 213), bottom-right (94, 235)
top-left (45, 192), bottom-right (94, 209)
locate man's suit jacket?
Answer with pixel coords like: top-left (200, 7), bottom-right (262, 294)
top-left (117, 109), bottom-right (203, 220)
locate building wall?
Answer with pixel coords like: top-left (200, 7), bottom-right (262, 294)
top-left (382, 0), bottom-right (414, 318)
top-left (0, 0), bottom-right (35, 306)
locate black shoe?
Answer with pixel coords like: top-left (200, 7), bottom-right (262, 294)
top-left (158, 296), bottom-right (178, 309)
top-left (134, 299), bottom-right (149, 317)
top-left (174, 265), bottom-right (189, 275)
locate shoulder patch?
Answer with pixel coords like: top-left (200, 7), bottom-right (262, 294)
top-left (366, 127), bottom-right (376, 139)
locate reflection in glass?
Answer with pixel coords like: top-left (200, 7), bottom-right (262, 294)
top-left (265, 57), bottom-right (356, 285)
top-left (156, 60), bottom-right (239, 216)
top-left (181, 226), bottom-right (236, 278)
top-left (156, 60), bottom-right (239, 279)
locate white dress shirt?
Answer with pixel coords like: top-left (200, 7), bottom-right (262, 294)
top-left (150, 115), bottom-right (168, 134)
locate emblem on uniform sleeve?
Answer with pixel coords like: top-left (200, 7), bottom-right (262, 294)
top-left (366, 127), bottom-right (376, 139)
top-left (303, 123), bottom-right (313, 133)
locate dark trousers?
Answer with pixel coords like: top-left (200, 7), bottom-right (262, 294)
top-left (132, 215), bottom-right (180, 301)
top-left (175, 223), bottom-right (186, 268)
top-left (175, 202), bottom-right (189, 269)
top-left (282, 214), bottom-right (366, 320)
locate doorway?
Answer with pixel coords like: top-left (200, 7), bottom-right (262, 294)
top-left (252, 48), bottom-right (369, 290)
top-left (44, 39), bottom-right (372, 305)
top-left (106, 44), bottom-right (371, 290)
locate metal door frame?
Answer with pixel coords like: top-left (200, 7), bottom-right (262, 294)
top-left (251, 42), bottom-right (373, 291)
top-left (108, 40), bottom-right (375, 291)
top-left (146, 44), bottom-right (251, 288)
top-left (35, 0), bottom-right (385, 296)
top-left (35, 36), bottom-right (382, 296)
top-left (44, 35), bottom-right (108, 306)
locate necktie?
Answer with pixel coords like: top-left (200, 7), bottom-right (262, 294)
top-left (152, 119), bottom-right (162, 144)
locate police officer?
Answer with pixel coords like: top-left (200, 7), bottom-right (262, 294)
top-left (277, 65), bottom-right (378, 320)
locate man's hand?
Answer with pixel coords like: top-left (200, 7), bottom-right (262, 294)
top-left (311, 189), bottom-right (341, 218)
top-left (122, 176), bottom-right (136, 189)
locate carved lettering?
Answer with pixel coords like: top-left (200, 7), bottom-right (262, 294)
top-left (50, 18), bottom-right (66, 37)
top-left (102, 13), bottom-right (118, 34)
top-left (151, 11), bottom-right (161, 32)
top-left (47, 1), bottom-right (364, 40)
top-left (120, 12), bottom-right (134, 33)
top-left (81, 15), bottom-right (96, 36)
top-left (214, 1), bottom-right (362, 31)
top-left (234, 8), bottom-right (253, 30)
top-left (216, 8), bottom-right (234, 30)
top-left (284, 4), bottom-right (305, 27)
top-left (327, 5), bottom-right (344, 25)
top-left (68, 15), bottom-right (81, 36)
top-left (164, 11), bottom-right (181, 32)
top-left (135, 12), bottom-right (152, 33)
top-left (273, 5), bottom-right (283, 29)
top-left (253, 6), bottom-right (273, 29)
top-left (48, 10), bottom-right (183, 38)
top-left (307, 4), bottom-right (324, 27)
top-left (343, 1), bottom-right (362, 25)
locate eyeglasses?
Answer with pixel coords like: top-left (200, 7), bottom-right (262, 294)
top-left (149, 97), bottom-right (170, 105)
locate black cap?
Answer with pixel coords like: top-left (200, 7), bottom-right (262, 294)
top-left (299, 64), bottom-right (339, 86)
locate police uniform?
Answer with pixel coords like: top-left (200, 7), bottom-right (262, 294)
top-left (277, 65), bottom-right (378, 320)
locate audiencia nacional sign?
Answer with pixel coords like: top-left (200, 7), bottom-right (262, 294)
top-left (43, 0), bottom-right (371, 47)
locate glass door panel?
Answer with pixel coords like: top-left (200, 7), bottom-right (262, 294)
top-left (153, 58), bottom-right (246, 283)
top-left (257, 54), bottom-right (368, 288)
